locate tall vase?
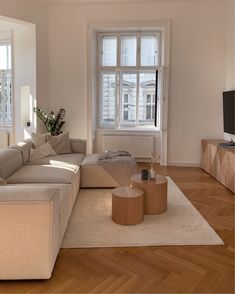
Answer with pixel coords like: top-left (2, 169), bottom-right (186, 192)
top-left (149, 164), bottom-right (156, 180)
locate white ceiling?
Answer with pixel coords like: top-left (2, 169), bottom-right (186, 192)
top-left (30, 0), bottom-right (221, 4)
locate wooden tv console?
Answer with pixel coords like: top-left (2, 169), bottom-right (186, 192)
top-left (201, 139), bottom-right (235, 193)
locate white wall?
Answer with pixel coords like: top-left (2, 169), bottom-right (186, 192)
top-left (0, 0), bottom-right (50, 112)
top-left (225, 0), bottom-right (235, 90)
top-left (0, 17), bottom-right (37, 143)
top-left (0, 0), bottom-right (231, 165)
top-left (224, 0), bottom-right (235, 142)
top-left (13, 23), bottom-right (37, 142)
top-left (48, 0), bottom-right (227, 166)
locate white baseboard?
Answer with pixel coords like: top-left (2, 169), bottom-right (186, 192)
top-left (136, 159), bottom-right (201, 167)
top-left (167, 161), bottom-right (201, 167)
top-left (136, 158), bottom-right (154, 163)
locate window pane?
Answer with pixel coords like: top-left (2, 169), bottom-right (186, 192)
top-left (120, 74), bottom-right (137, 124)
top-left (0, 70), bottom-right (12, 125)
top-left (8, 45), bottom-right (11, 69)
top-left (102, 36), bottom-right (117, 66)
top-left (139, 73), bottom-right (155, 124)
top-left (101, 73), bottom-right (116, 125)
top-left (0, 74), bottom-right (3, 121)
top-left (141, 35), bottom-right (158, 66)
top-left (120, 36), bottom-right (137, 66)
top-left (4, 72), bottom-right (12, 122)
top-left (124, 94), bottom-right (128, 103)
top-left (0, 45), bottom-right (10, 70)
top-left (147, 94), bottom-right (151, 103)
top-left (146, 105), bottom-right (152, 120)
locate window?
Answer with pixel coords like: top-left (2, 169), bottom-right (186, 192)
top-left (98, 31), bottom-right (162, 129)
top-left (0, 42), bottom-right (12, 126)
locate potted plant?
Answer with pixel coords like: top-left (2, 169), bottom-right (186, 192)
top-left (33, 107), bottom-right (66, 136)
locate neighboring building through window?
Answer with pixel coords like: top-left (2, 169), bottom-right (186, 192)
top-left (0, 41), bottom-right (12, 126)
top-left (123, 93), bottom-right (129, 121)
top-left (97, 32), bottom-right (162, 129)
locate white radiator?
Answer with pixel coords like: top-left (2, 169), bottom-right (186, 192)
top-left (0, 131), bottom-right (9, 149)
top-left (100, 135), bottom-right (154, 158)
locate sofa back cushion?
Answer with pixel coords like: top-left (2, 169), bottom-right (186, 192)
top-left (70, 139), bottom-right (87, 154)
top-left (0, 149), bottom-right (23, 179)
top-left (10, 139), bottom-right (33, 164)
top-left (48, 133), bottom-right (72, 154)
top-left (29, 142), bottom-right (57, 162)
top-left (0, 177), bottom-right (7, 185)
top-left (31, 132), bottom-right (50, 148)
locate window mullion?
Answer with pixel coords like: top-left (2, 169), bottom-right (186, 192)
top-left (3, 72), bottom-right (6, 124)
top-left (117, 33), bottom-right (120, 68)
top-left (116, 33), bottom-right (121, 129)
top-left (97, 71), bottom-right (102, 128)
top-left (136, 72), bottom-right (140, 126)
top-left (137, 32), bottom-right (140, 69)
top-left (136, 33), bottom-right (141, 126)
top-left (115, 70), bottom-right (120, 129)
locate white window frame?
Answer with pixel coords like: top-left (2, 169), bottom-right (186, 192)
top-left (97, 31), bottom-right (162, 130)
top-left (88, 21), bottom-right (170, 165)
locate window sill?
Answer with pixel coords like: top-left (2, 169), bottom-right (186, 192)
top-left (0, 124), bottom-right (12, 129)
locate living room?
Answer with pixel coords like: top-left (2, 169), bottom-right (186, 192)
top-left (0, 0), bottom-right (234, 293)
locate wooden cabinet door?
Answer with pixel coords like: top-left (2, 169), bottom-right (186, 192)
top-left (201, 140), bottom-right (210, 172)
top-left (209, 143), bottom-right (220, 181)
top-left (201, 140), bottom-right (220, 180)
top-left (220, 149), bottom-right (235, 193)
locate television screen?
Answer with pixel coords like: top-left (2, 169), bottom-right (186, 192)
top-left (223, 90), bottom-right (235, 135)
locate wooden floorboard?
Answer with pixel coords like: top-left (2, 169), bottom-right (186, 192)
top-left (0, 166), bottom-right (234, 293)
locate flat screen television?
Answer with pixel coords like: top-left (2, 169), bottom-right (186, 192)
top-left (223, 90), bottom-right (235, 135)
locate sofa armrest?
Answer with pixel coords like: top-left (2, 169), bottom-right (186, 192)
top-left (0, 186), bottom-right (60, 279)
top-left (70, 138), bottom-right (87, 154)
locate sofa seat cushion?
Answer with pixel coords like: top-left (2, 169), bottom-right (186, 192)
top-left (80, 154), bottom-right (119, 188)
top-left (7, 164), bottom-right (79, 184)
top-left (27, 153), bottom-right (85, 170)
top-left (8, 183), bottom-right (70, 215)
top-left (81, 153), bottom-right (99, 165)
top-left (80, 153), bottom-right (137, 188)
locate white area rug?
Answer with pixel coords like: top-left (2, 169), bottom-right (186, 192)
top-left (61, 177), bottom-right (224, 248)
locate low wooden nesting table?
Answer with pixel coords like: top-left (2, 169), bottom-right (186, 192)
top-left (130, 174), bottom-right (168, 215)
top-left (112, 186), bottom-right (144, 225)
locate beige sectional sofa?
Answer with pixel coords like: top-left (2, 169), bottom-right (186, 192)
top-left (0, 138), bottom-right (136, 280)
top-left (0, 138), bottom-right (86, 280)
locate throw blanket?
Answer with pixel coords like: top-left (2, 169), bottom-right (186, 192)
top-left (98, 151), bottom-right (137, 186)
top-left (98, 150), bottom-right (131, 160)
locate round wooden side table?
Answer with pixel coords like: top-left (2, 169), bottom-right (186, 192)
top-left (130, 174), bottom-right (167, 215)
top-left (112, 186), bottom-right (144, 225)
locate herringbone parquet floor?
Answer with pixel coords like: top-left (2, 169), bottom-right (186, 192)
top-left (0, 166), bottom-right (234, 294)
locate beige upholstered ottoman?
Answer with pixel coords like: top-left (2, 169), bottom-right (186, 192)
top-left (80, 154), bottom-right (137, 188)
